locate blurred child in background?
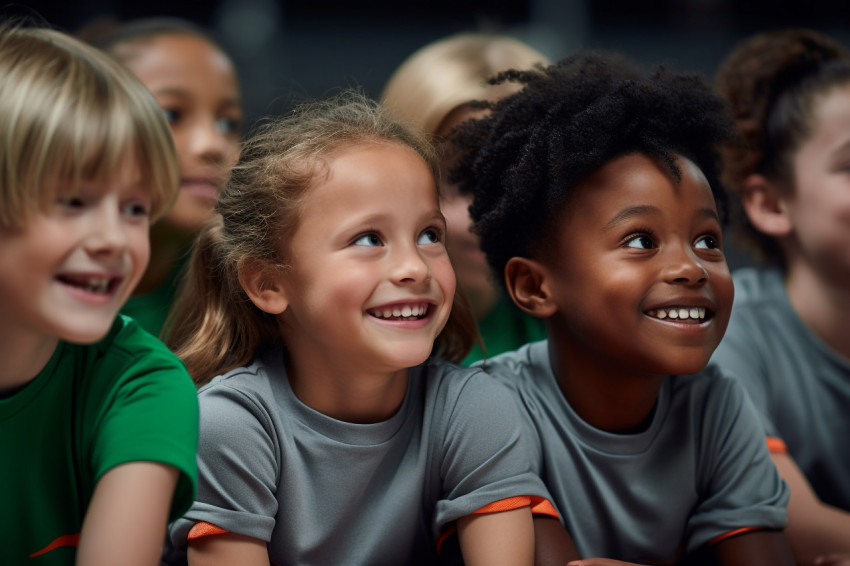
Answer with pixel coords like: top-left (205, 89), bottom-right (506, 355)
top-left (711, 28), bottom-right (850, 564)
top-left (88, 17), bottom-right (243, 337)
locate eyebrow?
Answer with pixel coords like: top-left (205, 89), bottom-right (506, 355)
top-left (603, 204), bottom-right (720, 231)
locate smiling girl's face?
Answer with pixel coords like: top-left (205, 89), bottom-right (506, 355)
top-left (541, 152), bottom-right (734, 382)
top-left (122, 33), bottom-right (242, 236)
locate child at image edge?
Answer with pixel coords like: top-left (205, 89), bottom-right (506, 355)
top-left (450, 51), bottom-right (795, 565)
top-left (0, 25), bottom-right (199, 565)
top-left (162, 91), bottom-right (557, 566)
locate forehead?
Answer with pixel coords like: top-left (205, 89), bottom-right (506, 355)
top-left (121, 34), bottom-right (237, 88)
top-left (562, 152), bottom-right (716, 226)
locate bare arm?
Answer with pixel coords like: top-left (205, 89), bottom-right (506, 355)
top-left (457, 507), bottom-right (535, 566)
top-left (534, 515), bottom-right (581, 566)
top-left (76, 462), bottom-right (178, 566)
top-left (710, 529), bottom-right (795, 566)
top-left (187, 532), bottom-right (270, 566)
top-left (774, 453), bottom-right (850, 565)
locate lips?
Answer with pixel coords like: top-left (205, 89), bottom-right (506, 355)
top-left (181, 178), bottom-right (219, 201)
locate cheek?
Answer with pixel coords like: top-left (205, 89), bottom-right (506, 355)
top-left (433, 256), bottom-right (457, 299)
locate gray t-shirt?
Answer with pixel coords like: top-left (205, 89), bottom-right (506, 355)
top-left (166, 349), bottom-right (551, 565)
top-left (710, 267), bottom-right (850, 511)
top-left (477, 340), bottom-right (789, 563)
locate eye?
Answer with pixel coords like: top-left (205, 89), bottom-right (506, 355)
top-left (216, 116), bottom-right (243, 136)
top-left (123, 201), bottom-right (151, 218)
top-left (57, 195), bottom-right (85, 209)
top-left (695, 235), bottom-right (720, 250)
top-left (417, 228), bottom-right (442, 245)
top-left (353, 233), bottom-right (383, 247)
top-left (624, 234), bottom-right (655, 249)
top-left (162, 108), bottom-right (181, 126)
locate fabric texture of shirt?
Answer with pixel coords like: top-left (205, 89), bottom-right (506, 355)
top-left (477, 340), bottom-right (789, 563)
top-left (0, 315), bottom-right (199, 565)
top-left (710, 267), bottom-right (850, 510)
top-left (166, 349), bottom-right (551, 565)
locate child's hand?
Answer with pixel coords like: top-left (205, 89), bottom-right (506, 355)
top-left (567, 560), bottom-right (646, 566)
top-left (815, 554), bottom-right (850, 566)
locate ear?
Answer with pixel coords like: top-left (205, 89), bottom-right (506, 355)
top-left (740, 174), bottom-right (793, 237)
top-left (238, 258), bottom-right (289, 315)
top-left (504, 257), bottom-right (557, 318)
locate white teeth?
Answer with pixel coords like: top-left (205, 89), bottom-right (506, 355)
top-left (370, 304), bottom-right (428, 320)
top-left (649, 307), bottom-right (707, 321)
top-left (85, 278), bottom-right (109, 294)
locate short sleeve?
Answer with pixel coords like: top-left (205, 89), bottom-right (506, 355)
top-left (168, 382), bottom-right (281, 547)
top-left (434, 369), bottom-right (550, 530)
top-left (687, 375), bottom-right (789, 551)
top-left (88, 347), bottom-right (199, 521)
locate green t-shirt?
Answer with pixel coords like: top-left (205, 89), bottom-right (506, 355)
top-left (0, 315), bottom-right (199, 564)
top-left (462, 295), bottom-right (547, 366)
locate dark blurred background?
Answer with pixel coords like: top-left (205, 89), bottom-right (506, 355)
top-left (7, 0), bottom-right (850, 268)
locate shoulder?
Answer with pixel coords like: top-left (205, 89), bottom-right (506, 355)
top-left (422, 356), bottom-right (524, 420)
top-left (474, 340), bottom-right (549, 385)
top-left (73, 315), bottom-right (195, 404)
top-left (730, 267), bottom-right (785, 308)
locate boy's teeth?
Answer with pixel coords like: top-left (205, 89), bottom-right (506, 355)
top-left (648, 307), bottom-right (705, 321)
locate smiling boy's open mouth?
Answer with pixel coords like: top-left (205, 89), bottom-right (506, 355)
top-left (646, 307), bottom-right (707, 322)
top-left (57, 274), bottom-right (119, 295)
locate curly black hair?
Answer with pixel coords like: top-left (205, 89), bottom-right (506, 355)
top-left (450, 50), bottom-right (736, 286)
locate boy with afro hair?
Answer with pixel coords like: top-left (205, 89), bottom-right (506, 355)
top-left (450, 50), bottom-right (794, 565)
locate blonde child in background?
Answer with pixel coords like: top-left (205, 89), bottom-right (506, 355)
top-left (86, 17), bottom-right (243, 337)
top-left (162, 91), bottom-right (558, 566)
top-left (710, 28), bottom-right (850, 564)
top-left (0, 24), bottom-right (198, 565)
top-left (382, 32), bottom-right (549, 364)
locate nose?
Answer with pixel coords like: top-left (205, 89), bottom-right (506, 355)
top-left (84, 203), bottom-right (129, 258)
top-left (391, 243), bottom-right (431, 286)
top-left (189, 117), bottom-right (230, 165)
top-left (663, 243), bottom-right (708, 286)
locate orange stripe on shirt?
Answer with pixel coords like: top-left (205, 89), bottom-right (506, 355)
top-left (29, 534), bottom-right (80, 557)
top-left (708, 526), bottom-right (766, 545)
top-left (766, 436), bottom-right (787, 454)
top-left (188, 521), bottom-right (230, 540)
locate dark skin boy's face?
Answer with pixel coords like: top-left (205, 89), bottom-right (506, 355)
top-left (543, 152), bottom-right (733, 389)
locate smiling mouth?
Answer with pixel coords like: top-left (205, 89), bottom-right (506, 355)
top-left (646, 306), bottom-right (707, 322)
top-left (57, 275), bottom-right (119, 295)
top-left (368, 303), bottom-right (430, 321)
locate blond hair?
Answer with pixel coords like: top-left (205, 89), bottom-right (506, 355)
top-left (0, 24), bottom-right (178, 229)
top-left (381, 32), bottom-right (549, 135)
top-left (166, 90), bottom-right (477, 385)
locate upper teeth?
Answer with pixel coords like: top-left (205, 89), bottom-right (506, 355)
top-left (370, 304), bottom-right (428, 319)
top-left (86, 278), bottom-right (109, 294)
top-left (648, 307), bottom-right (706, 320)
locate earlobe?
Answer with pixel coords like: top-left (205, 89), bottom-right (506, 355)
top-left (504, 257), bottom-right (556, 318)
top-left (238, 258), bottom-right (289, 315)
top-left (741, 174), bottom-right (793, 237)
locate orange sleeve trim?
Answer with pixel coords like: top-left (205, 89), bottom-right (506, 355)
top-left (766, 436), bottom-right (787, 454)
top-left (29, 534), bottom-right (80, 557)
top-left (188, 521), bottom-right (230, 540)
top-left (708, 526), bottom-right (765, 546)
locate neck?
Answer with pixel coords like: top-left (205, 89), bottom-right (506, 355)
top-left (0, 327), bottom-right (58, 398)
top-left (547, 327), bottom-right (665, 433)
top-left (285, 353), bottom-right (409, 424)
top-left (785, 256), bottom-right (850, 360)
